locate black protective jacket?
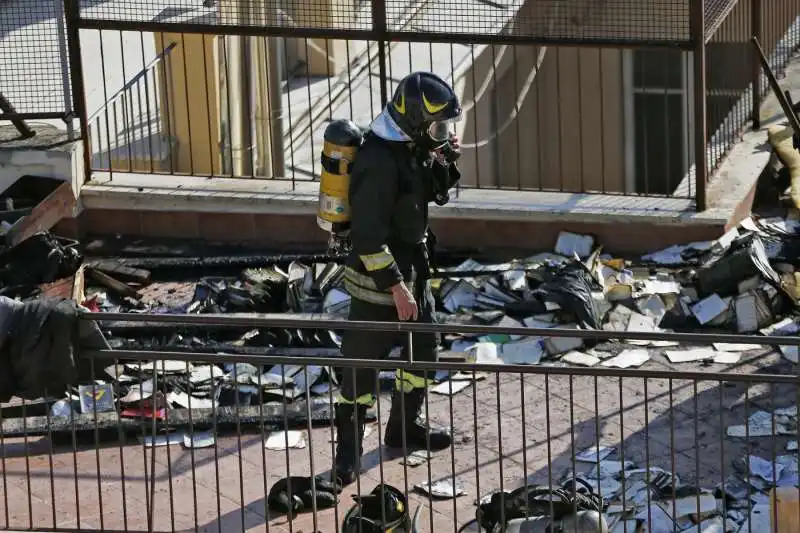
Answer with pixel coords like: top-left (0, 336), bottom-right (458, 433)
top-left (344, 133), bottom-right (461, 304)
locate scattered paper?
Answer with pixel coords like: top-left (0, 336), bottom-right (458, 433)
top-left (133, 360), bottom-right (192, 373)
top-left (667, 493), bottom-right (717, 517)
top-left (742, 455), bottom-right (784, 482)
top-left (139, 433), bottom-right (184, 447)
top-left (576, 445), bottom-right (615, 463)
top-left (430, 380), bottom-right (471, 395)
top-left (713, 343), bottom-right (762, 351)
top-left (761, 318), bottom-right (799, 336)
top-left (502, 337), bottom-right (546, 364)
top-left (601, 350), bottom-right (650, 369)
top-left (119, 380), bottom-right (154, 403)
top-left (470, 342), bottom-right (502, 364)
top-left (265, 430), bottom-right (307, 450)
top-left (727, 411), bottom-right (791, 437)
top-left (414, 478), bottom-right (465, 499)
top-left (78, 383), bottom-right (115, 414)
top-left (561, 351), bottom-right (600, 367)
top-left (713, 352), bottom-right (741, 364)
top-left (583, 459), bottom-right (634, 479)
top-left (780, 345), bottom-right (799, 364)
top-left (691, 294), bottom-right (729, 325)
top-left (166, 391), bottom-right (214, 409)
top-left (665, 348), bottom-right (716, 363)
top-left (184, 431), bottom-right (216, 448)
top-left (401, 450), bottom-right (430, 467)
top-left (555, 231), bottom-right (594, 259)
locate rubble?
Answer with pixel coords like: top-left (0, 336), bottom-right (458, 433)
top-left (2, 205), bottom-right (800, 449)
top-left (468, 422), bottom-right (800, 533)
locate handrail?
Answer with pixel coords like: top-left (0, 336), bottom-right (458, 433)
top-left (80, 311), bottom-right (800, 348)
top-left (86, 41), bottom-right (178, 124)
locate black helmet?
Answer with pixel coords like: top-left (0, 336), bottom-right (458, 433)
top-left (342, 484), bottom-right (419, 533)
top-left (387, 71), bottom-right (462, 146)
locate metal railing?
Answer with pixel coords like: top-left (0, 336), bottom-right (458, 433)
top-left (2, 0), bottom-right (800, 206)
top-left (86, 41), bottom-right (177, 172)
top-left (0, 311), bottom-right (799, 532)
top-left (0, 0), bottom-right (77, 134)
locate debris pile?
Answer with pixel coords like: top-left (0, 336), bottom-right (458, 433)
top-left (59, 215), bottom-right (800, 415)
top-left (464, 404), bottom-right (800, 533)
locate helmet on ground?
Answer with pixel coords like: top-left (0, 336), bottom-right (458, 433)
top-left (387, 71), bottom-right (462, 147)
top-left (342, 484), bottom-right (420, 533)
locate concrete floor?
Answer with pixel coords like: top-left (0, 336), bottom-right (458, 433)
top-left (0, 345), bottom-right (794, 533)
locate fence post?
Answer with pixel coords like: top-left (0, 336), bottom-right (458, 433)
top-left (751, 0), bottom-right (762, 129)
top-left (63, 0), bottom-right (92, 184)
top-left (372, 0), bottom-right (389, 107)
top-left (691, 0), bottom-right (708, 212)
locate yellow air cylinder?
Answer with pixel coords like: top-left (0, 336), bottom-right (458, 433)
top-left (317, 119), bottom-right (364, 236)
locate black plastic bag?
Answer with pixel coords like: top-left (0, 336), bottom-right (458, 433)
top-left (696, 234), bottom-right (782, 297)
top-left (536, 260), bottom-right (602, 329)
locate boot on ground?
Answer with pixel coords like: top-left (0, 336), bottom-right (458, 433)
top-left (332, 403), bottom-right (367, 487)
top-left (384, 388), bottom-right (451, 451)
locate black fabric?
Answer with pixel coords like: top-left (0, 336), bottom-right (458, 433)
top-left (268, 476), bottom-right (339, 515)
top-left (383, 388), bottom-right (452, 451)
top-left (0, 232), bottom-right (82, 288)
top-left (339, 280), bottom-right (438, 402)
top-left (0, 297), bottom-right (89, 402)
top-left (696, 234), bottom-right (783, 297)
top-left (537, 260), bottom-right (603, 330)
top-left (333, 403), bottom-right (368, 487)
top-left (346, 134), bottom-right (460, 292)
top-left (342, 484), bottom-right (411, 533)
top-left (477, 479), bottom-right (605, 533)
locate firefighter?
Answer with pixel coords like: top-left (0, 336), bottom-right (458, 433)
top-left (333, 71), bottom-right (463, 487)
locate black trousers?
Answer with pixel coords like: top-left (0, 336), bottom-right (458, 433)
top-left (339, 280), bottom-right (438, 403)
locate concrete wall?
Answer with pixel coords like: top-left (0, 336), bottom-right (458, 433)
top-left (0, 141), bottom-right (83, 200)
top-left (457, 0), bottom-right (800, 193)
top-left (457, 44), bottom-right (625, 192)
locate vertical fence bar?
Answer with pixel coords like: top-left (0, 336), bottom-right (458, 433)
top-left (751, 0), bottom-right (762, 129)
top-left (691, 0), bottom-right (708, 211)
top-left (373, 0), bottom-right (389, 107)
top-left (63, 0), bottom-right (92, 184)
top-left (54, 0), bottom-right (75, 141)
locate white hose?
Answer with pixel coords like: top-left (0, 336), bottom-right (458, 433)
top-left (459, 43), bottom-right (548, 149)
top-left (459, 0), bottom-right (559, 149)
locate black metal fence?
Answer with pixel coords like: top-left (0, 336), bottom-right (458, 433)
top-left (0, 312), bottom-right (799, 532)
top-left (2, 0), bottom-right (800, 207)
top-left (0, 0), bottom-right (77, 135)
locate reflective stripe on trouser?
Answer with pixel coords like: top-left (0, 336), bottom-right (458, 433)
top-left (343, 267), bottom-right (415, 306)
top-left (359, 246), bottom-right (396, 271)
top-left (395, 369), bottom-right (435, 392)
top-left (336, 393), bottom-right (376, 407)
top-left (339, 277), bottom-right (437, 402)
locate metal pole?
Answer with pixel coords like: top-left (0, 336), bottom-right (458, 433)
top-left (64, 0), bottom-right (93, 184)
top-left (54, 0), bottom-right (75, 140)
top-left (0, 93), bottom-right (35, 139)
top-left (751, 0), bottom-right (762, 129)
top-left (372, 0), bottom-right (389, 106)
top-left (691, 0), bottom-right (708, 212)
top-left (267, 37), bottom-right (285, 177)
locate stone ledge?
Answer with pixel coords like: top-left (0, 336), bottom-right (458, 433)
top-left (82, 171), bottom-right (729, 226)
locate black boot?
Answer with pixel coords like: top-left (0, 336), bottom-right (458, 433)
top-left (333, 403), bottom-right (367, 487)
top-left (384, 388), bottom-right (451, 451)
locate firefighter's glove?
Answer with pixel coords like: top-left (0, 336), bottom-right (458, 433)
top-left (268, 476), bottom-right (340, 516)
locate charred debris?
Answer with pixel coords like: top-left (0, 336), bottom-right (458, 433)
top-left (2, 213), bottom-right (800, 437)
